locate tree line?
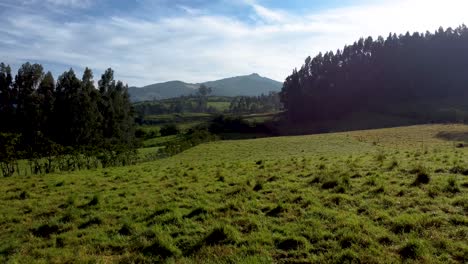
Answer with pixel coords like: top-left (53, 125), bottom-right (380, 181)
top-left (0, 62), bottom-right (136, 176)
top-left (281, 25), bottom-right (468, 124)
top-left (228, 92), bottom-right (282, 114)
top-left (134, 85), bottom-right (219, 117)
top-left (134, 91), bottom-right (282, 119)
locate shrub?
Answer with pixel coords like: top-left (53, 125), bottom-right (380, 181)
top-left (135, 128), bottom-right (148, 139)
top-left (160, 124), bottom-right (180, 136)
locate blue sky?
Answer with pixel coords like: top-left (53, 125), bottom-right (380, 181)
top-left (0, 0), bottom-right (467, 86)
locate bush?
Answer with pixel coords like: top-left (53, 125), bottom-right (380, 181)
top-left (160, 124), bottom-right (180, 136)
top-left (0, 133), bottom-right (20, 177)
top-left (135, 128), bottom-right (147, 139)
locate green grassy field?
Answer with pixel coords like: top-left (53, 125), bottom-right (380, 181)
top-left (1, 124), bottom-right (467, 263)
top-left (207, 101), bottom-right (231, 112)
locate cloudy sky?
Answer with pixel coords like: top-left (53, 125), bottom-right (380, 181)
top-left (0, 0), bottom-right (466, 86)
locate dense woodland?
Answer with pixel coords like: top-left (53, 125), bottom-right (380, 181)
top-left (0, 63), bottom-right (136, 175)
top-left (281, 25), bottom-right (468, 123)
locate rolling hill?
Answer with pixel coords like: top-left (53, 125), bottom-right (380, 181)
top-left (128, 73), bottom-right (282, 102)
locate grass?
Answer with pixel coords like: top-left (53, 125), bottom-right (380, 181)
top-left (1, 124), bottom-right (467, 263)
top-left (141, 135), bottom-right (177, 148)
top-left (207, 101), bottom-right (231, 112)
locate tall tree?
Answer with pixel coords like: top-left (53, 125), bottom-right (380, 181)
top-left (36, 71), bottom-right (55, 137)
top-left (98, 68), bottom-right (136, 147)
top-left (14, 63), bottom-right (44, 140)
top-left (281, 24), bottom-right (468, 126)
top-left (0, 63), bottom-right (14, 132)
top-left (53, 69), bottom-right (83, 146)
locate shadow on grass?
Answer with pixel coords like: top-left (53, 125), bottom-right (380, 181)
top-left (435, 131), bottom-right (468, 144)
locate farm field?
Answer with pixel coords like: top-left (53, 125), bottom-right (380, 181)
top-left (1, 124), bottom-right (467, 263)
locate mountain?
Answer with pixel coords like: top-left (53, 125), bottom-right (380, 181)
top-left (128, 73), bottom-right (282, 102)
top-left (128, 81), bottom-right (198, 102)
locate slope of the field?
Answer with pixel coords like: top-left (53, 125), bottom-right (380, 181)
top-left (1, 125), bottom-right (467, 263)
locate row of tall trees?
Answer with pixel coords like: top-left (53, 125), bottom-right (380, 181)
top-left (281, 25), bottom-right (468, 123)
top-left (0, 62), bottom-right (136, 172)
top-left (228, 92), bottom-right (282, 114)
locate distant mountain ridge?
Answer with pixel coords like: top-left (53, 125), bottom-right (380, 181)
top-left (128, 73), bottom-right (282, 102)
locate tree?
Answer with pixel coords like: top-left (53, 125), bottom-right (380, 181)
top-left (198, 84), bottom-right (212, 97)
top-left (0, 133), bottom-right (20, 177)
top-left (53, 69), bottom-right (83, 146)
top-left (98, 68), bottom-right (136, 147)
top-left (196, 84), bottom-right (212, 112)
top-left (0, 63), bottom-right (14, 132)
top-left (0, 62), bottom-right (137, 170)
top-left (280, 24), bottom-right (468, 126)
top-left (14, 63), bottom-right (44, 140)
top-left (160, 123), bottom-right (180, 136)
top-left (36, 71), bottom-right (55, 137)
top-left (78, 68), bottom-right (103, 147)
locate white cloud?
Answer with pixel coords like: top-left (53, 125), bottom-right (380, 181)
top-left (244, 0), bottom-right (287, 23)
top-left (0, 0), bottom-right (467, 86)
top-left (45, 0), bottom-right (92, 8)
top-left (177, 5), bottom-right (203, 15)
top-left (15, 0), bottom-right (93, 9)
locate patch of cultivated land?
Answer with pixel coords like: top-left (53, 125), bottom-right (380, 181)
top-left (1, 124), bottom-right (467, 263)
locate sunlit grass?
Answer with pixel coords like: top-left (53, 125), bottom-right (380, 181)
top-left (1, 124), bottom-right (467, 263)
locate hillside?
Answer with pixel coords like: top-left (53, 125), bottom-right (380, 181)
top-left (128, 73), bottom-right (282, 102)
top-left (128, 81), bottom-right (199, 102)
top-left (204, 73), bottom-right (282, 97)
top-left (1, 124), bottom-right (467, 263)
